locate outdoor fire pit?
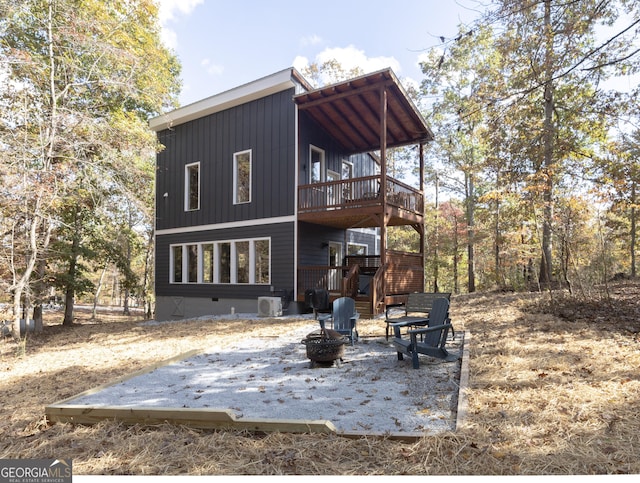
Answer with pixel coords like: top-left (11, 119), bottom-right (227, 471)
top-left (301, 328), bottom-right (347, 368)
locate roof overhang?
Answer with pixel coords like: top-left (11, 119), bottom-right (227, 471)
top-left (294, 68), bottom-right (434, 154)
top-left (149, 68), bottom-right (312, 132)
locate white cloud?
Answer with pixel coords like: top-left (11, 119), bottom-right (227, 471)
top-left (156, 0), bottom-right (203, 23)
top-left (294, 45), bottom-right (401, 84)
top-left (293, 45), bottom-right (401, 87)
top-left (315, 45), bottom-right (401, 74)
top-left (292, 55), bottom-right (310, 72)
top-left (200, 58), bottom-right (224, 77)
top-left (155, 0), bottom-right (204, 49)
top-left (299, 34), bottom-right (323, 47)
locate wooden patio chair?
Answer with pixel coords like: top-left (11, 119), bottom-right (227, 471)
top-left (390, 298), bottom-right (458, 368)
top-left (318, 297), bottom-right (360, 345)
top-left (385, 291), bottom-right (452, 340)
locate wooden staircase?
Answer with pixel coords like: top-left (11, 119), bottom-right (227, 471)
top-left (355, 298), bottom-right (373, 319)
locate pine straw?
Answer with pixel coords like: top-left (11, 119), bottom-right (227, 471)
top-left (2, 281), bottom-right (640, 475)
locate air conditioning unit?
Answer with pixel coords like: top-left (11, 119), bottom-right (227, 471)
top-left (258, 296), bottom-right (282, 317)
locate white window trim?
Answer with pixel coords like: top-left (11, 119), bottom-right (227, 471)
top-left (184, 162), bottom-right (201, 211)
top-left (309, 145), bottom-right (325, 183)
top-left (233, 149), bottom-right (252, 205)
top-left (170, 238), bottom-right (271, 285)
top-left (213, 243), bottom-right (220, 284)
top-left (197, 244), bottom-right (204, 283)
top-left (169, 244), bottom-right (177, 283)
top-left (230, 242), bottom-right (238, 284)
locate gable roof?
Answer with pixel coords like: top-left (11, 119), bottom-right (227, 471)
top-left (294, 68), bottom-right (433, 154)
top-left (149, 67), bottom-right (434, 155)
top-left (149, 67), bottom-right (312, 132)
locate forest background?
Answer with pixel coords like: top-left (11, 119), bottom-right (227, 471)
top-left (1, 0), bottom-right (639, 335)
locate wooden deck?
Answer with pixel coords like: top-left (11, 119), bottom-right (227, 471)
top-left (297, 252), bottom-right (424, 316)
top-left (298, 175), bottom-right (423, 229)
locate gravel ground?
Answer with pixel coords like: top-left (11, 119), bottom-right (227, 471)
top-left (62, 322), bottom-right (464, 435)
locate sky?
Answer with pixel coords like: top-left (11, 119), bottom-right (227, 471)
top-left (155, 0), bottom-right (483, 107)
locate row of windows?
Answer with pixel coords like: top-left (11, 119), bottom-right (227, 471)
top-left (170, 238), bottom-right (270, 284)
top-left (184, 150), bottom-right (252, 212)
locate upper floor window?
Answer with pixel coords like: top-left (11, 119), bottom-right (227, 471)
top-left (342, 160), bottom-right (353, 179)
top-left (310, 146), bottom-right (325, 183)
top-left (347, 242), bottom-right (368, 256)
top-left (185, 162), bottom-right (200, 211)
top-left (233, 150), bottom-right (251, 204)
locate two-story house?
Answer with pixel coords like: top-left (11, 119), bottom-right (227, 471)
top-left (149, 67), bottom-right (433, 321)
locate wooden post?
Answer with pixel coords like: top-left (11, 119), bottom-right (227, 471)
top-left (419, 142), bottom-right (425, 292)
top-left (379, 86), bottom-right (388, 305)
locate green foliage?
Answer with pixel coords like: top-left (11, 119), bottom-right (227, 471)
top-left (299, 59), bottom-right (364, 88)
top-left (418, 0), bottom-right (640, 292)
top-left (0, 0), bottom-right (180, 320)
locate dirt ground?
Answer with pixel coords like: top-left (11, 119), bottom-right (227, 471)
top-left (1, 281), bottom-right (640, 475)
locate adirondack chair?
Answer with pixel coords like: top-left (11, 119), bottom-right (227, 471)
top-left (318, 297), bottom-right (359, 345)
top-left (390, 298), bottom-right (458, 368)
top-left (385, 292), bottom-right (452, 340)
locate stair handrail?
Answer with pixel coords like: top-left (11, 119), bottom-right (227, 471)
top-left (371, 262), bottom-right (388, 315)
top-left (342, 263), bottom-right (360, 298)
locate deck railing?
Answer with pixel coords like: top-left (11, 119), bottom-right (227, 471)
top-left (298, 175), bottom-right (423, 215)
top-left (298, 250), bottom-right (424, 313)
top-left (296, 264), bottom-right (359, 297)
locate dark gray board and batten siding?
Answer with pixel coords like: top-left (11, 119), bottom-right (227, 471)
top-left (154, 88), bottom-right (298, 300)
top-left (155, 88), bottom-right (297, 231)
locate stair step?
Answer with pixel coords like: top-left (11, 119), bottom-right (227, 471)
top-left (356, 300), bottom-right (372, 318)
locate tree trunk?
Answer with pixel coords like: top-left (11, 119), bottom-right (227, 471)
top-left (631, 181), bottom-right (637, 278)
top-left (92, 265), bottom-right (108, 319)
top-left (539, 0), bottom-right (555, 288)
top-left (494, 182), bottom-right (502, 288)
top-left (122, 208), bottom-right (133, 316)
top-left (62, 221), bottom-right (81, 326)
top-left (453, 215), bottom-right (460, 294)
top-left (62, 287), bottom-right (75, 326)
top-left (433, 171), bottom-right (439, 292)
top-left (142, 229), bottom-right (154, 319)
top-left (10, 195), bottom-right (51, 338)
top-left (467, 171), bottom-right (476, 293)
top-left (32, 257), bottom-right (48, 333)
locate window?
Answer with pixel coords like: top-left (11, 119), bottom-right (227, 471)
top-left (236, 241), bottom-right (250, 283)
top-left (254, 239), bottom-right (270, 284)
top-left (219, 242), bottom-right (231, 283)
top-left (170, 238), bottom-right (270, 285)
top-left (185, 162), bottom-right (200, 211)
top-left (187, 244), bottom-right (198, 283)
top-left (310, 146), bottom-right (325, 183)
top-left (202, 244), bottom-right (214, 283)
top-left (348, 243), bottom-right (368, 256)
top-left (172, 246), bottom-right (183, 283)
top-left (342, 160), bottom-right (353, 180)
top-left (233, 150), bottom-right (251, 204)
